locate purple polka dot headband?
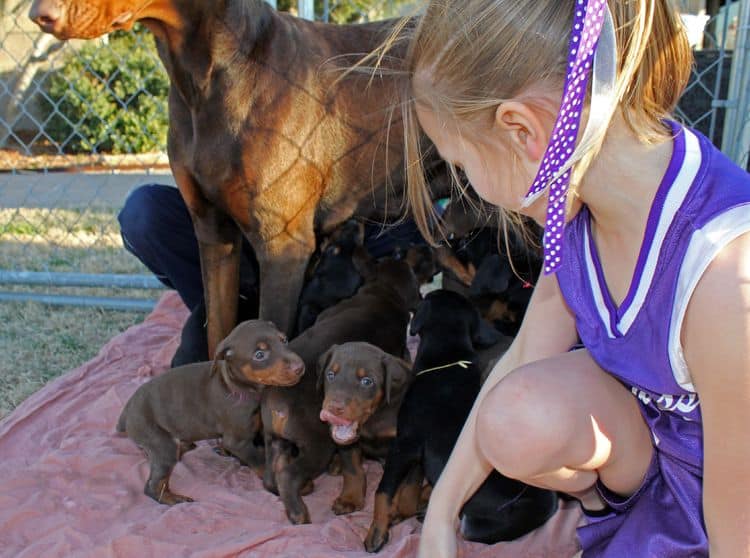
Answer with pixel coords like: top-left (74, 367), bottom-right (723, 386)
top-left (522, 0), bottom-right (617, 274)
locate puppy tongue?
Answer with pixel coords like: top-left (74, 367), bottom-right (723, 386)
top-left (319, 410), bottom-right (359, 444)
top-left (331, 422), bottom-right (359, 444)
top-left (319, 409), bottom-right (350, 426)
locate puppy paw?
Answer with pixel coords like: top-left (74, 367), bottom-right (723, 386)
top-left (364, 525), bottom-right (389, 553)
top-left (333, 496), bottom-right (364, 515)
top-left (287, 507), bottom-right (311, 525)
top-left (213, 446), bottom-right (232, 458)
top-left (156, 491), bottom-right (194, 506)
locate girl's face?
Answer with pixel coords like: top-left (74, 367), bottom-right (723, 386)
top-left (416, 104), bottom-right (548, 224)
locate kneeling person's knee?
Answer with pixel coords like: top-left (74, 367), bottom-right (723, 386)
top-left (475, 366), bottom-right (571, 480)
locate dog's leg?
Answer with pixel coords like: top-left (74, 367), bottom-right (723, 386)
top-left (263, 434), bottom-right (283, 495)
top-left (276, 444), bottom-right (333, 525)
top-left (332, 444), bottom-right (366, 515)
top-left (252, 214), bottom-right (315, 336)
top-left (365, 439), bottom-right (421, 553)
top-left (142, 432), bottom-right (194, 505)
top-left (172, 168), bottom-right (241, 357)
top-left (392, 462), bottom-right (425, 523)
top-left (194, 215), bottom-right (242, 358)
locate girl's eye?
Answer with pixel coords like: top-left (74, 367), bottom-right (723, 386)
top-left (326, 370), bottom-right (336, 382)
top-left (360, 377), bottom-right (374, 388)
top-left (254, 350), bottom-right (268, 361)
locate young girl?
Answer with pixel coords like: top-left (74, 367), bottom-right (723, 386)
top-left (390, 1), bottom-right (750, 556)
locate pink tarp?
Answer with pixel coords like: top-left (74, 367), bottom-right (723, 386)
top-left (0, 292), bottom-right (582, 557)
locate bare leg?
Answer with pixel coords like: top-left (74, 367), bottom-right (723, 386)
top-left (475, 349), bottom-right (653, 505)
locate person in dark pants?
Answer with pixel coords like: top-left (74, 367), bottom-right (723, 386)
top-left (118, 184), bottom-right (426, 366)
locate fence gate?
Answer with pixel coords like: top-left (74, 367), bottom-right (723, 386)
top-left (0, 0), bottom-right (748, 311)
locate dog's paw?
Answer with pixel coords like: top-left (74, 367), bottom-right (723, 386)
top-left (364, 525), bottom-right (389, 553)
top-left (287, 507), bottom-right (311, 525)
top-left (332, 496), bottom-right (363, 515)
top-left (213, 446), bottom-right (232, 458)
top-left (158, 492), bottom-right (195, 506)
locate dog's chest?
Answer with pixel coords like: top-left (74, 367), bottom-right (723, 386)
top-left (358, 414), bottom-right (397, 458)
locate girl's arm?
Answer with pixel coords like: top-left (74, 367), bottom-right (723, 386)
top-left (683, 232), bottom-right (750, 558)
top-left (418, 270), bottom-right (579, 558)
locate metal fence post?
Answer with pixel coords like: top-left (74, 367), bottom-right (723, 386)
top-left (721, 0), bottom-right (750, 169)
top-left (298, 0), bottom-right (314, 20)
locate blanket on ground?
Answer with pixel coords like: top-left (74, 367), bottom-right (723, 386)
top-left (0, 292), bottom-right (582, 557)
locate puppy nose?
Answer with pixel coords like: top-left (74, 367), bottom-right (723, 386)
top-left (327, 400), bottom-right (345, 415)
top-left (29, 0), bottom-right (62, 29)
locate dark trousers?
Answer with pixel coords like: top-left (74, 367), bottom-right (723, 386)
top-left (118, 184), bottom-right (259, 312)
top-left (117, 184), bottom-right (424, 363)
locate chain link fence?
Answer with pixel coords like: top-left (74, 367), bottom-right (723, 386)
top-left (0, 0), bottom-right (749, 310)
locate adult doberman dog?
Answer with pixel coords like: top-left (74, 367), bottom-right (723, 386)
top-left (29, 0), bottom-right (434, 354)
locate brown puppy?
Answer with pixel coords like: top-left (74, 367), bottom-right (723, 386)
top-left (117, 320), bottom-right (305, 505)
top-left (28, 0), bottom-right (448, 354)
top-left (318, 342), bottom-right (413, 514)
top-left (261, 259), bottom-right (419, 524)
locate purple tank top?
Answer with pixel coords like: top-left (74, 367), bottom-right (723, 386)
top-left (556, 122), bottom-right (750, 556)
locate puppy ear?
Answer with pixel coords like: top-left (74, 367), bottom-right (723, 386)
top-left (382, 354), bottom-right (412, 405)
top-left (317, 345), bottom-right (337, 392)
top-left (210, 337), bottom-right (231, 377)
top-left (469, 255), bottom-right (511, 297)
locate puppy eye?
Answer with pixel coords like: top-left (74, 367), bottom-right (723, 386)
top-left (326, 370), bottom-right (336, 382)
top-left (360, 377), bottom-right (374, 388)
top-left (280, 336), bottom-right (288, 345)
top-left (254, 350), bottom-right (268, 361)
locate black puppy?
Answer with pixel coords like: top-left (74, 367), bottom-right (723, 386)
top-left (439, 201), bottom-right (542, 336)
top-left (296, 220), bottom-right (367, 335)
top-left (364, 290), bottom-right (557, 552)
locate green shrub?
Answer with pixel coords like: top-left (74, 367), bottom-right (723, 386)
top-left (277, 0), bottom-right (414, 23)
top-left (41, 26), bottom-right (169, 154)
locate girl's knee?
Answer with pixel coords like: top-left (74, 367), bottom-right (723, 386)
top-left (476, 366), bottom-right (573, 479)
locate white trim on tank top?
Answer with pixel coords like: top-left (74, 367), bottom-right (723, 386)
top-left (669, 205), bottom-right (750, 392)
top-left (583, 127), bottom-right (702, 338)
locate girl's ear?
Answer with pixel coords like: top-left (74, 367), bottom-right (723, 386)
top-left (494, 101), bottom-right (549, 163)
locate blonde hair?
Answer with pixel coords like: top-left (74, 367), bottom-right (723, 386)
top-left (375, 0), bottom-right (693, 242)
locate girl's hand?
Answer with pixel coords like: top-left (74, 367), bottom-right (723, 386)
top-left (417, 512), bottom-right (458, 558)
